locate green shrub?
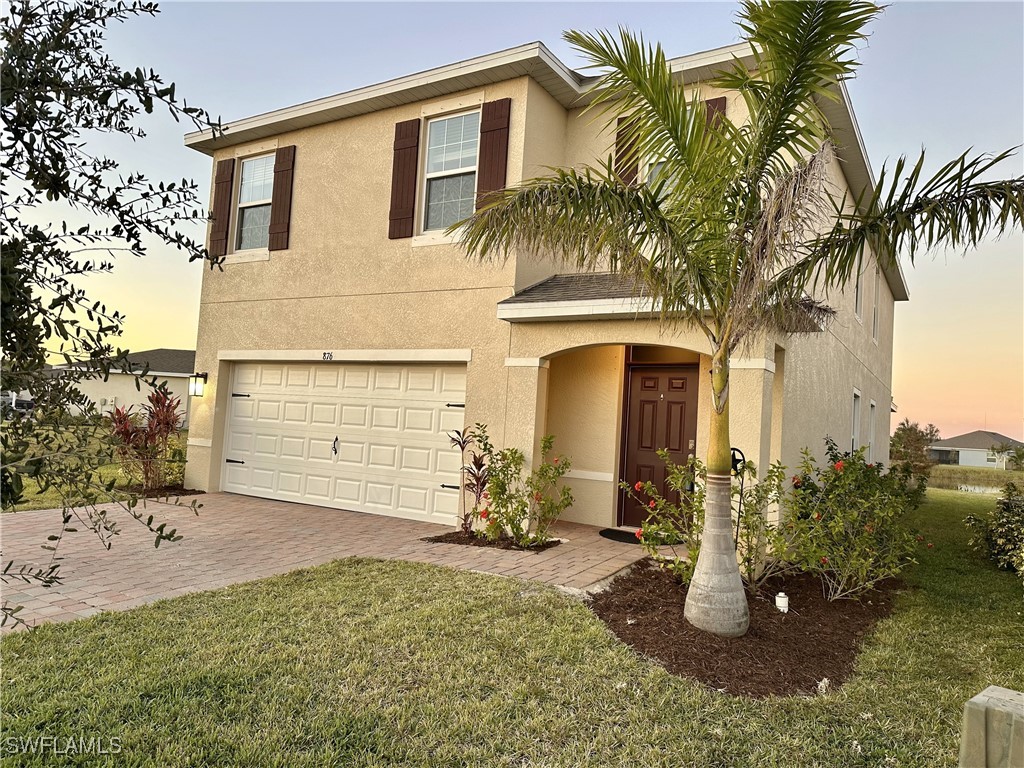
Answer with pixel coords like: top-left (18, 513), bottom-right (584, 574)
top-left (473, 426), bottom-right (573, 547)
top-left (624, 453), bottom-right (791, 593)
top-left (163, 434), bottom-right (187, 487)
top-left (965, 483), bottom-right (1024, 586)
top-left (787, 439), bottom-right (919, 600)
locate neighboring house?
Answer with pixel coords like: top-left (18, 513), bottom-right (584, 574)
top-left (52, 349), bottom-right (196, 427)
top-left (181, 41), bottom-right (908, 529)
top-left (929, 431), bottom-right (1024, 469)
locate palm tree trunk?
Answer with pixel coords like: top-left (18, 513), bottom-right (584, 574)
top-left (683, 352), bottom-right (750, 637)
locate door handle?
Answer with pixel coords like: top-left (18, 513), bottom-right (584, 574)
top-left (332, 436), bottom-right (339, 455)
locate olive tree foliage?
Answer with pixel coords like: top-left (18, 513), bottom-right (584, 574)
top-left (1, 0), bottom-right (222, 627)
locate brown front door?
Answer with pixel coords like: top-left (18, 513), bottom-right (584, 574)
top-left (620, 366), bottom-right (699, 527)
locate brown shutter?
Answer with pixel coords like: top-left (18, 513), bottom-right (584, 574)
top-left (268, 145), bottom-right (296, 251)
top-left (615, 117), bottom-right (638, 185)
top-left (388, 119), bottom-right (420, 239)
top-left (705, 97), bottom-right (727, 129)
top-left (476, 97), bottom-right (511, 206)
top-left (209, 158), bottom-right (235, 257)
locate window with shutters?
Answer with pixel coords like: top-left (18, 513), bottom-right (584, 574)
top-left (235, 154), bottom-right (275, 250)
top-left (422, 111), bottom-right (480, 231)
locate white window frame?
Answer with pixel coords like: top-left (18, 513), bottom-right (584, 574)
top-left (852, 389), bottom-right (862, 452)
top-left (868, 400), bottom-right (877, 461)
top-left (854, 266), bottom-right (865, 321)
top-left (420, 109), bottom-right (480, 234)
top-left (871, 265), bottom-right (880, 342)
top-left (233, 152), bottom-right (275, 253)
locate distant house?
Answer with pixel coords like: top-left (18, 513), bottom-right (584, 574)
top-left (52, 348), bottom-right (196, 427)
top-left (929, 430), bottom-right (1024, 469)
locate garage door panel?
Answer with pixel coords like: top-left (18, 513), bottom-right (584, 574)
top-left (439, 410), bottom-right (465, 433)
top-left (286, 367), bottom-right (311, 388)
top-left (256, 400), bottom-right (281, 421)
top-left (223, 361), bottom-right (466, 524)
top-left (367, 444), bottom-right (398, 470)
top-left (365, 482), bottom-right (394, 508)
top-left (253, 434), bottom-right (279, 457)
top-left (314, 368), bottom-right (341, 389)
top-left (402, 408), bottom-right (435, 433)
top-left (304, 474), bottom-right (332, 500)
top-left (400, 446), bottom-right (433, 473)
top-left (282, 402), bottom-right (309, 424)
top-left (280, 436), bottom-right (306, 460)
top-left (340, 405), bottom-right (368, 428)
top-left (232, 399), bottom-right (256, 420)
top-left (259, 366), bottom-right (285, 387)
top-left (251, 467), bottom-right (275, 492)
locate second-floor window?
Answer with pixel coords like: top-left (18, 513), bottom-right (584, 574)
top-left (423, 111), bottom-right (479, 231)
top-left (236, 154), bottom-right (275, 250)
top-left (872, 266), bottom-right (880, 341)
top-left (854, 266), bottom-right (864, 319)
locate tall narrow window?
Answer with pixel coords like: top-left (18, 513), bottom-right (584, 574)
top-left (868, 401), bottom-right (877, 461)
top-left (871, 266), bottom-right (880, 341)
top-left (852, 391), bottom-right (862, 452)
top-left (236, 154), bottom-right (274, 251)
top-left (854, 267), bottom-right (864, 319)
top-left (423, 111), bottom-right (479, 231)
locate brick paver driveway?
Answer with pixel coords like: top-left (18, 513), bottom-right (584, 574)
top-left (1, 493), bottom-right (644, 629)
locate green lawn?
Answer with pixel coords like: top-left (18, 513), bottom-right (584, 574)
top-left (6, 430), bottom-right (187, 512)
top-left (2, 490), bottom-right (1021, 767)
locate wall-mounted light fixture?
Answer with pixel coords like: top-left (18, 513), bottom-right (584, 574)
top-left (188, 372), bottom-right (208, 397)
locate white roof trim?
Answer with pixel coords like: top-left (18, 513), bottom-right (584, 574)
top-left (497, 297), bottom-right (659, 322)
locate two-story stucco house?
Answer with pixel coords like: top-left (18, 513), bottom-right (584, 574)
top-left (182, 41), bottom-right (908, 529)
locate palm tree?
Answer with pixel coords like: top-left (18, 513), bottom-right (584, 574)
top-left (455, 1), bottom-right (1024, 637)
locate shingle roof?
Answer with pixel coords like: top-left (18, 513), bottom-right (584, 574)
top-left (124, 349), bottom-right (195, 375)
top-left (498, 273), bottom-right (645, 305)
top-left (930, 430), bottom-right (1024, 450)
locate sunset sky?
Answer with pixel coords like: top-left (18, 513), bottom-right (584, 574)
top-left (70, 1), bottom-right (1023, 441)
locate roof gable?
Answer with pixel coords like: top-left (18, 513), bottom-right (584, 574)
top-left (930, 430), bottom-right (1024, 450)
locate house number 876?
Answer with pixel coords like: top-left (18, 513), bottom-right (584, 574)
top-left (322, 352), bottom-right (333, 361)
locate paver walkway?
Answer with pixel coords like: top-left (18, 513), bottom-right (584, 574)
top-left (1, 493), bottom-right (644, 629)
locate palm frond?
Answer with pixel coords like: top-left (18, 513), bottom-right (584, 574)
top-left (564, 29), bottom-right (740, 200)
top-left (715, 1), bottom-right (881, 182)
top-left (454, 165), bottom-right (724, 330)
top-left (803, 147), bottom-right (1024, 289)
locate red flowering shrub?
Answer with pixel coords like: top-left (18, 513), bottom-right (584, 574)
top-left (787, 439), bottom-right (919, 600)
top-left (471, 425), bottom-right (573, 547)
top-left (622, 455), bottom-right (790, 592)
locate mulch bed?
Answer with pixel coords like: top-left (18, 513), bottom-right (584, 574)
top-left (125, 484), bottom-right (206, 500)
top-left (423, 530), bottom-right (561, 552)
top-left (589, 559), bottom-right (900, 698)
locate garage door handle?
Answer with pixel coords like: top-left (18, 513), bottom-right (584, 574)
top-left (231, 393), bottom-right (250, 398)
top-left (445, 403), bottom-right (465, 408)
top-left (439, 484), bottom-right (459, 490)
top-left (225, 459), bottom-right (245, 465)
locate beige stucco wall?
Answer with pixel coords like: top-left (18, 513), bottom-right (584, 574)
top-left (74, 373), bottom-right (191, 426)
top-left (186, 69), bottom-right (899, 528)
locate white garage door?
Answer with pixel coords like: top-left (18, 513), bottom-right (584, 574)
top-left (222, 361), bottom-right (466, 523)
